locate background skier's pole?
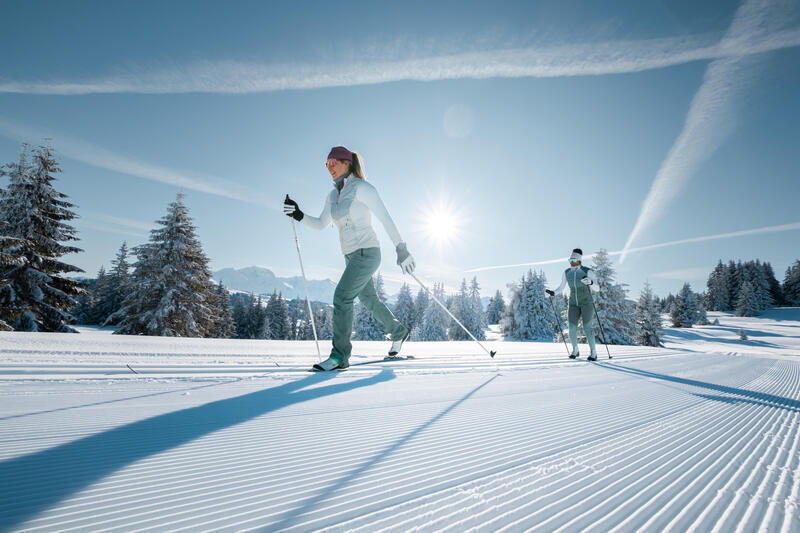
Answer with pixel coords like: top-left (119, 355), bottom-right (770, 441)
top-left (548, 295), bottom-right (571, 357)
top-left (290, 217), bottom-right (321, 362)
top-left (409, 272), bottom-right (496, 358)
top-left (588, 294), bottom-right (612, 360)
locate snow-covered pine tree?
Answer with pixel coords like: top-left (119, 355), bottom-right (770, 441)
top-left (448, 279), bottom-right (471, 341)
top-left (392, 283), bottom-right (415, 332)
top-left (469, 277), bottom-right (486, 340)
top-left (695, 294), bottom-right (710, 325)
top-left (265, 291), bottom-right (290, 340)
top-left (251, 295), bottom-right (269, 339)
top-left (315, 305), bottom-right (333, 340)
top-left (727, 260), bottom-right (743, 311)
top-left (485, 289), bottom-right (506, 325)
top-left (92, 266), bottom-right (116, 324)
top-left (784, 260), bottom-right (800, 306)
top-left (735, 280), bottom-right (761, 317)
top-left (232, 294), bottom-right (250, 338)
top-left (591, 249), bottom-right (637, 344)
top-left (762, 262), bottom-right (783, 307)
top-left (634, 281), bottom-right (663, 347)
top-left (706, 260), bottom-right (730, 311)
top-left (500, 270), bottom-right (553, 340)
top-left (413, 287), bottom-right (429, 332)
top-left (0, 144), bottom-right (84, 332)
top-left (354, 273), bottom-right (388, 340)
top-left (109, 194), bottom-right (214, 337)
top-left (209, 280), bottom-right (235, 338)
top-left (103, 242), bottom-right (132, 325)
top-left (418, 282), bottom-right (449, 341)
top-left (671, 283), bottom-right (699, 328)
top-left (0, 224), bottom-right (23, 330)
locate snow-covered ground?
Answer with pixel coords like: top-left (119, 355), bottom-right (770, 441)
top-left (1, 310), bottom-right (799, 532)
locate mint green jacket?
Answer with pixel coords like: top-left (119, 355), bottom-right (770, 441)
top-left (553, 265), bottom-right (599, 306)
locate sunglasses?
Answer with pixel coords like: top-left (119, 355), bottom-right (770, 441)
top-left (325, 159), bottom-right (344, 169)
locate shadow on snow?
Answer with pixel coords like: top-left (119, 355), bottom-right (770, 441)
top-left (0, 369), bottom-right (395, 531)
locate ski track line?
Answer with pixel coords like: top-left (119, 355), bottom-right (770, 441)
top-left (594, 361), bottom-right (796, 532)
top-left (673, 362), bottom-right (800, 532)
top-left (9, 352), bottom-right (796, 525)
top-left (388, 358), bottom-right (780, 532)
top-left (198, 358), bottom-right (724, 528)
top-left (355, 374), bottom-right (741, 533)
top-left (705, 364), bottom-right (798, 533)
top-left (573, 360), bottom-right (795, 532)
top-left (192, 360), bottom-right (761, 532)
top-left (10, 354), bottom-right (752, 528)
top-left (40, 366), bottom-right (688, 532)
top-left (486, 370), bottom-right (773, 532)
top-left (3, 358), bottom-right (740, 508)
top-left (733, 363), bottom-right (800, 533)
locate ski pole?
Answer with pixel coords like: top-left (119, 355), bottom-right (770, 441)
top-left (409, 272), bottom-right (496, 358)
top-left (548, 295), bottom-right (571, 357)
top-left (588, 294), bottom-right (612, 360)
top-left (290, 215), bottom-right (321, 361)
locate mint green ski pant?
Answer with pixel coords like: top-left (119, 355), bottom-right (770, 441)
top-left (331, 247), bottom-right (407, 363)
top-left (568, 301), bottom-right (597, 353)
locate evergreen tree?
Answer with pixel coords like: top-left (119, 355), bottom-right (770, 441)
top-left (591, 249), bottom-right (637, 344)
top-left (392, 283), bottom-right (416, 332)
top-left (726, 260), bottom-right (740, 311)
top-left (634, 281), bottom-right (663, 347)
top-left (232, 294), bottom-right (250, 338)
top-left (695, 295), bottom-right (709, 326)
top-left (468, 277), bottom-right (486, 340)
top-left (706, 260), bottom-right (730, 311)
top-left (735, 280), bottom-right (761, 317)
top-left (0, 224), bottom-right (24, 330)
top-left (418, 282), bottom-right (449, 341)
top-left (209, 280), bottom-right (235, 338)
top-left (486, 289), bottom-right (506, 325)
top-left (265, 291), bottom-right (290, 339)
top-left (448, 279), bottom-right (472, 341)
top-left (315, 305), bottom-right (334, 340)
top-left (354, 273), bottom-right (388, 340)
top-left (103, 242), bottom-right (132, 325)
top-left (413, 287), bottom-right (429, 332)
top-left (0, 144), bottom-right (84, 332)
top-left (671, 283), bottom-right (699, 328)
top-left (109, 194), bottom-right (214, 336)
top-left (92, 266), bottom-right (116, 324)
top-left (784, 260), bottom-right (800, 306)
top-left (251, 295), bottom-right (269, 339)
top-left (500, 270), bottom-right (553, 340)
top-left (762, 262), bottom-right (783, 307)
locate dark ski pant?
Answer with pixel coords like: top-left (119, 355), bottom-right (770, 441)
top-left (568, 301), bottom-right (597, 353)
top-left (331, 247), bottom-right (407, 363)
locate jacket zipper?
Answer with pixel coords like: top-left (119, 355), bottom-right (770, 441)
top-left (335, 178), bottom-right (345, 251)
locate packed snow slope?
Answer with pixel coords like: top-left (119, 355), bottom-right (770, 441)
top-left (1, 310), bottom-right (799, 532)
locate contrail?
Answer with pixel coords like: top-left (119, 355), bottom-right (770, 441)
top-left (0, 116), bottom-right (274, 208)
top-left (1, 28), bottom-right (799, 95)
top-left (619, 0), bottom-right (798, 263)
top-left (466, 221), bottom-right (800, 272)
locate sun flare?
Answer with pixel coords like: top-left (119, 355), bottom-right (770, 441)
top-left (417, 198), bottom-right (464, 250)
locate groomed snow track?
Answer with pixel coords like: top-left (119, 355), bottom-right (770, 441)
top-left (1, 328), bottom-right (799, 532)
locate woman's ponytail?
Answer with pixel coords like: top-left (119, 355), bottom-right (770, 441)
top-left (350, 152), bottom-right (366, 180)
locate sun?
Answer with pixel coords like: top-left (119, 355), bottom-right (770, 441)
top-left (417, 198), bottom-right (464, 250)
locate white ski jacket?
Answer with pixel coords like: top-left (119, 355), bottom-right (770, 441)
top-left (301, 175), bottom-right (403, 255)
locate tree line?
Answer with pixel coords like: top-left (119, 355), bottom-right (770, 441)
top-left (2, 144), bottom-right (798, 345)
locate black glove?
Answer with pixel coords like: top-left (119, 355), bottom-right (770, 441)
top-left (545, 289), bottom-right (555, 297)
top-left (283, 194), bottom-right (304, 221)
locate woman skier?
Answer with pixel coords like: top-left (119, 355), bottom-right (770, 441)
top-left (283, 146), bottom-right (415, 371)
top-left (545, 248), bottom-right (600, 361)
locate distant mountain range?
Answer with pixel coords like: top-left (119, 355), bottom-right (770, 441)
top-left (212, 266), bottom-right (337, 303)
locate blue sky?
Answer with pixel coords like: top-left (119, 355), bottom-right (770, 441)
top-left (1, 0), bottom-right (799, 301)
